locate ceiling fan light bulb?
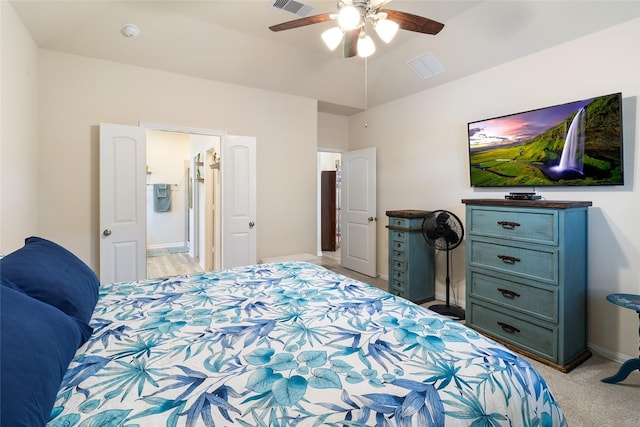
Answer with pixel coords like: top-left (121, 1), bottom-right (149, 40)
top-left (338, 6), bottom-right (361, 30)
top-left (375, 18), bottom-right (399, 43)
top-left (321, 27), bottom-right (343, 51)
top-left (357, 34), bottom-right (376, 58)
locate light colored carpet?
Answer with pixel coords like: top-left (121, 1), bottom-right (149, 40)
top-left (528, 354), bottom-right (640, 426)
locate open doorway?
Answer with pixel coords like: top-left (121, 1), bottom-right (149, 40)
top-left (317, 148), bottom-right (377, 277)
top-left (317, 151), bottom-right (342, 265)
top-left (145, 130), bottom-right (220, 278)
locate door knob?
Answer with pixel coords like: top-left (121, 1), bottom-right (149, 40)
top-left (249, 221), bottom-right (255, 229)
top-left (368, 217), bottom-right (376, 222)
top-left (103, 229), bottom-right (112, 236)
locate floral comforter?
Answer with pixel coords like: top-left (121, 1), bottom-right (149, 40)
top-left (49, 262), bottom-right (566, 426)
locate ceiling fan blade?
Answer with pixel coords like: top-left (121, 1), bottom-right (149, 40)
top-left (269, 12), bottom-right (334, 32)
top-left (343, 29), bottom-right (358, 58)
top-left (380, 9), bottom-right (445, 35)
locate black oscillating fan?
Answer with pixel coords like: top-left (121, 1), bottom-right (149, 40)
top-left (421, 210), bottom-right (465, 320)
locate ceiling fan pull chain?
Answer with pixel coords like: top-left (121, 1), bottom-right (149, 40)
top-left (364, 56), bottom-right (368, 128)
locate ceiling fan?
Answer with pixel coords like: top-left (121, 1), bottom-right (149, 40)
top-left (269, 0), bottom-right (445, 58)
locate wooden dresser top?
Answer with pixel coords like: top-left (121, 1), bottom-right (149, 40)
top-left (461, 199), bottom-right (592, 209)
top-left (386, 210), bottom-right (432, 218)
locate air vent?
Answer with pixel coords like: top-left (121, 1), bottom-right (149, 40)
top-left (408, 52), bottom-right (446, 80)
top-left (270, 0), bottom-right (314, 17)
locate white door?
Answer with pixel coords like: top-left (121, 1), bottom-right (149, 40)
top-left (341, 147), bottom-right (377, 276)
top-left (99, 123), bottom-right (147, 283)
top-left (221, 135), bottom-right (257, 268)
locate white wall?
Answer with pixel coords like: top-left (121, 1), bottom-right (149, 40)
top-left (146, 130), bottom-right (190, 248)
top-left (349, 18), bottom-right (640, 362)
top-left (319, 152), bottom-right (341, 172)
top-left (318, 112), bottom-right (349, 151)
top-left (0, 2), bottom-right (39, 253)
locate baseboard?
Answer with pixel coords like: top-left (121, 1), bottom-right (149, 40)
top-left (261, 253), bottom-right (320, 264)
top-left (147, 242), bottom-right (187, 250)
top-left (588, 342), bottom-right (635, 365)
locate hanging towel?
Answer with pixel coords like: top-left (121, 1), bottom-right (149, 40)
top-left (153, 184), bottom-right (171, 212)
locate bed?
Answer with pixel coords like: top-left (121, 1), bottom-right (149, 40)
top-left (1, 237), bottom-right (566, 426)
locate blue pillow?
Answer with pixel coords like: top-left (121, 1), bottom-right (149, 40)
top-left (0, 236), bottom-right (100, 324)
top-left (0, 285), bottom-right (92, 427)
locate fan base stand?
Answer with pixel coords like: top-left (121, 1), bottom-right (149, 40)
top-left (429, 304), bottom-right (465, 321)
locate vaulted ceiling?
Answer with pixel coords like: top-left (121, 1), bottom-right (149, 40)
top-left (10, 0), bottom-right (640, 115)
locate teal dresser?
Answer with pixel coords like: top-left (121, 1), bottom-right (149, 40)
top-left (462, 199), bottom-right (592, 372)
top-left (386, 210), bottom-right (435, 304)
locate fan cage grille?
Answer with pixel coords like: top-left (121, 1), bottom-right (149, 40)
top-left (421, 210), bottom-right (464, 251)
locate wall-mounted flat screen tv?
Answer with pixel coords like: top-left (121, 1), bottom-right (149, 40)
top-left (467, 92), bottom-right (623, 187)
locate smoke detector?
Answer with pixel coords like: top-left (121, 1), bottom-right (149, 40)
top-left (121, 24), bottom-right (141, 38)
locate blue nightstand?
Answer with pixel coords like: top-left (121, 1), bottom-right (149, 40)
top-left (601, 293), bottom-right (640, 384)
top-left (385, 210), bottom-right (435, 304)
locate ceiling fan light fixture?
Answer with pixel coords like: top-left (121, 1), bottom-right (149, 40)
top-left (338, 6), bottom-right (361, 30)
top-left (357, 33), bottom-right (375, 58)
top-left (321, 27), bottom-right (344, 51)
top-left (268, 1), bottom-right (445, 60)
top-left (375, 18), bottom-right (399, 43)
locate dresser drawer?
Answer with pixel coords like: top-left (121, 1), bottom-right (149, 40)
top-left (389, 280), bottom-right (407, 296)
top-left (391, 268), bottom-right (406, 283)
top-left (390, 259), bottom-right (407, 272)
top-left (468, 270), bottom-right (558, 323)
top-left (468, 239), bottom-right (558, 284)
top-left (390, 288), bottom-right (407, 299)
top-left (391, 249), bottom-right (407, 262)
top-left (390, 240), bottom-right (407, 253)
top-left (468, 207), bottom-right (558, 246)
top-left (469, 302), bottom-right (557, 361)
top-left (389, 217), bottom-right (409, 228)
top-left (390, 229), bottom-right (408, 243)
top-left (391, 249), bottom-right (407, 261)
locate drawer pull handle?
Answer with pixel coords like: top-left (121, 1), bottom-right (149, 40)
top-left (498, 255), bottom-right (521, 264)
top-left (498, 322), bottom-right (520, 334)
top-left (497, 288), bottom-right (520, 299)
top-left (497, 221), bottom-right (521, 229)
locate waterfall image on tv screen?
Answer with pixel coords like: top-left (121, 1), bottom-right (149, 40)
top-left (467, 92), bottom-right (623, 187)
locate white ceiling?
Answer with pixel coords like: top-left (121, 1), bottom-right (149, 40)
top-left (10, 0), bottom-right (640, 115)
